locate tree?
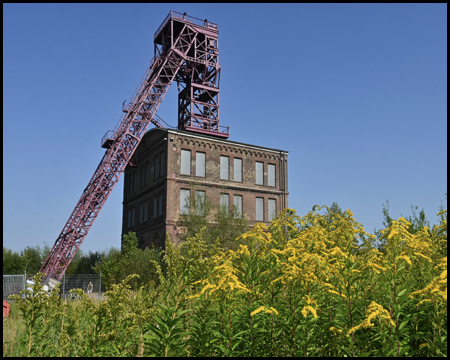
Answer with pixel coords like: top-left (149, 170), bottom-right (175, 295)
top-left (402, 205), bottom-right (430, 235)
top-left (65, 248), bottom-right (85, 274)
top-left (375, 199), bottom-right (445, 252)
top-left (374, 200), bottom-right (393, 252)
top-left (3, 247), bottom-right (24, 274)
top-left (21, 245), bottom-right (48, 274)
top-left (178, 191), bottom-right (249, 252)
top-left (327, 201), bottom-right (344, 217)
top-left (94, 232), bottom-right (164, 290)
top-left (66, 249), bottom-right (103, 274)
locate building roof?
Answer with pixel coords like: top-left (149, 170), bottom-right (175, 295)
top-left (144, 127), bottom-right (289, 155)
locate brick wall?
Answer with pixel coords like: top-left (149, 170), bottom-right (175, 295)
top-left (122, 128), bottom-right (288, 249)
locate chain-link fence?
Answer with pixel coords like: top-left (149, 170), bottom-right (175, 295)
top-left (3, 273), bottom-right (106, 300)
top-left (3, 274), bottom-right (25, 300)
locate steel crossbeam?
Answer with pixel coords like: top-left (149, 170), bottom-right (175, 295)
top-left (40, 12), bottom-right (215, 283)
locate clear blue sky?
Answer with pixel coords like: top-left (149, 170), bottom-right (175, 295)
top-left (3, 3), bottom-right (447, 254)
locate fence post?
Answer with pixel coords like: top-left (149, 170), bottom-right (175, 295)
top-left (63, 273), bottom-right (65, 295)
top-left (99, 272), bottom-right (102, 297)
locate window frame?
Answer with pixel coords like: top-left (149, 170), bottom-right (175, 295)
top-left (234, 194), bottom-right (243, 219)
top-left (154, 153), bottom-right (159, 180)
top-left (145, 161), bottom-right (149, 185)
top-left (255, 161), bottom-right (264, 185)
top-left (220, 193), bottom-right (229, 214)
top-left (268, 163), bottom-right (276, 187)
top-left (220, 155), bottom-right (229, 180)
top-left (128, 208), bottom-right (135, 228)
top-left (195, 190), bottom-right (206, 216)
top-left (233, 157), bottom-right (242, 182)
top-left (181, 149), bottom-right (191, 175)
top-left (128, 171), bottom-right (136, 195)
top-left (144, 201), bottom-right (149, 222)
top-left (160, 150), bottom-right (165, 177)
top-left (139, 203), bottom-right (144, 224)
top-left (196, 151), bottom-right (206, 177)
top-left (256, 197), bottom-right (264, 222)
top-left (153, 197), bottom-right (158, 219)
top-left (140, 165), bottom-right (145, 188)
top-left (268, 199), bottom-right (277, 221)
top-left (180, 189), bottom-right (191, 215)
top-left (158, 194), bottom-right (163, 217)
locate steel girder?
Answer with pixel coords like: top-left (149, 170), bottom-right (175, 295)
top-left (40, 15), bottom-right (202, 283)
top-left (173, 15), bottom-right (228, 138)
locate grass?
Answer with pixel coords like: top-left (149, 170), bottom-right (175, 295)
top-left (3, 301), bottom-right (23, 357)
top-left (3, 295), bottom-right (107, 357)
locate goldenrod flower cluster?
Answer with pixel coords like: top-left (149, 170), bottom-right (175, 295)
top-left (7, 207), bottom-right (446, 357)
top-left (347, 301), bottom-right (395, 337)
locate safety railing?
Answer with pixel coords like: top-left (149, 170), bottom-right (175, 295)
top-left (100, 51), bottom-right (162, 148)
top-left (155, 11), bottom-right (218, 38)
top-left (101, 130), bottom-right (115, 148)
top-left (153, 113), bottom-right (177, 129)
top-left (187, 121), bottom-right (229, 135)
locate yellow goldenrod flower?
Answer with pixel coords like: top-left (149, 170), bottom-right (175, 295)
top-left (347, 301), bottom-right (395, 337)
top-left (199, 284), bottom-right (214, 295)
top-left (413, 252), bottom-right (432, 263)
top-left (330, 326), bottom-right (343, 334)
top-left (186, 294), bottom-right (201, 300)
top-left (250, 306), bottom-right (266, 317)
top-left (269, 307), bottom-right (279, 315)
top-left (237, 244), bottom-right (250, 256)
top-left (328, 289), bottom-right (346, 298)
top-left (303, 295), bottom-right (317, 307)
top-left (396, 255), bottom-right (412, 265)
top-left (301, 305), bottom-right (317, 318)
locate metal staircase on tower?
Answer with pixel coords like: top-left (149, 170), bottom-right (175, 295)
top-left (40, 11), bottom-right (228, 287)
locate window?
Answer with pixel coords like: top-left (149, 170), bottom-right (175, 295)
top-left (268, 199), bottom-right (276, 221)
top-left (160, 151), bottom-right (165, 177)
top-left (234, 158), bottom-right (242, 182)
top-left (196, 152), bottom-right (206, 177)
top-left (139, 202), bottom-right (149, 223)
top-left (234, 195), bottom-right (242, 219)
top-left (256, 197), bottom-right (264, 221)
top-left (195, 191), bottom-right (206, 216)
top-left (153, 197), bottom-right (158, 219)
top-left (158, 194), bottom-right (163, 217)
top-left (220, 193), bottom-right (229, 214)
top-left (129, 171), bottom-right (136, 195)
top-left (140, 165), bottom-right (145, 188)
top-left (220, 155), bottom-right (229, 180)
top-left (255, 162), bottom-right (263, 185)
top-left (154, 154), bottom-right (159, 180)
top-left (144, 201), bottom-right (148, 222)
top-left (139, 203), bottom-right (144, 224)
top-left (180, 189), bottom-right (191, 215)
top-left (127, 208), bottom-right (135, 228)
top-left (268, 164), bottom-right (275, 187)
top-left (145, 161), bottom-right (149, 185)
top-left (181, 149), bottom-right (191, 175)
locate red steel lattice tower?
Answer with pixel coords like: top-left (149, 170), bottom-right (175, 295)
top-left (40, 11), bottom-right (228, 285)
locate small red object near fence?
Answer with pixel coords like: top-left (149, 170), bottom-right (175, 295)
top-left (3, 300), bottom-right (11, 317)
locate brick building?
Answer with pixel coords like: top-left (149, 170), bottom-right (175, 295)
top-left (121, 128), bottom-right (288, 249)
